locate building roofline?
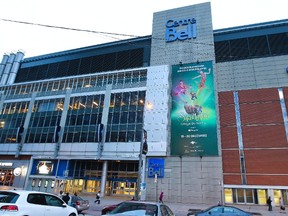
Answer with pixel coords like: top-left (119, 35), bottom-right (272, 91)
top-left (21, 19), bottom-right (288, 62)
top-left (22, 35), bottom-right (152, 63)
top-left (213, 19), bottom-right (288, 35)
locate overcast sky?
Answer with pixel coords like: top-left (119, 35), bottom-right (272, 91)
top-left (0, 0), bottom-right (287, 58)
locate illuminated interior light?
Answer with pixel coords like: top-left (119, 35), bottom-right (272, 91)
top-left (79, 103), bottom-right (86, 107)
top-left (146, 102), bottom-right (153, 109)
top-left (93, 101), bottom-right (99, 106)
top-left (0, 121), bottom-right (5, 128)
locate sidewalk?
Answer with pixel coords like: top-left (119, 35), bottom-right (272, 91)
top-left (79, 194), bottom-right (287, 216)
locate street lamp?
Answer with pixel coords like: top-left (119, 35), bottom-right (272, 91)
top-left (135, 129), bottom-right (148, 200)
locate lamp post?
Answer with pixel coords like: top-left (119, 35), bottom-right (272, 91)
top-left (135, 129), bottom-right (147, 200)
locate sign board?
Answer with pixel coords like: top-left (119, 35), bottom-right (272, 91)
top-left (171, 61), bottom-right (218, 156)
top-left (147, 158), bottom-right (164, 178)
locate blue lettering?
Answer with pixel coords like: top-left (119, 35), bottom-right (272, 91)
top-left (178, 29), bottom-right (189, 40)
top-left (166, 20), bottom-right (174, 28)
top-left (165, 17), bottom-right (197, 43)
top-left (166, 28), bottom-right (177, 42)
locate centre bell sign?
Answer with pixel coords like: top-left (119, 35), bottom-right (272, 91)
top-left (165, 18), bottom-right (197, 43)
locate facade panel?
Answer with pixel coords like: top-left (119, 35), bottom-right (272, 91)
top-left (222, 150), bottom-right (241, 173)
top-left (220, 127), bottom-right (238, 149)
top-left (223, 175), bottom-right (242, 185)
top-left (242, 125), bottom-right (287, 148)
top-left (240, 102), bottom-right (283, 125)
top-left (245, 150), bottom-right (288, 175)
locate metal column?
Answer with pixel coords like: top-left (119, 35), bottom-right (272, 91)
top-left (100, 84), bottom-right (112, 197)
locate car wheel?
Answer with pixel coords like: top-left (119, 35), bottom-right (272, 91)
top-left (69, 213), bottom-right (77, 216)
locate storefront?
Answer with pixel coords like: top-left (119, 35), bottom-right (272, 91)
top-left (0, 156), bottom-right (30, 190)
top-left (26, 158), bottom-right (138, 196)
top-left (224, 187), bottom-right (288, 205)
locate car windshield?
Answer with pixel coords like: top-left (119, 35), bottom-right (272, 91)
top-left (0, 191), bottom-right (19, 203)
top-left (110, 202), bottom-right (158, 216)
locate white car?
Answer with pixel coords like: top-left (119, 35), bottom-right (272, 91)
top-left (102, 201), bottom-right (175, 216)
top-left (0, 190), bottom-right (78, 216)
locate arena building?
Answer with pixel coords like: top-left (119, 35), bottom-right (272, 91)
top-left (0, 2), bottom-right (288, 206)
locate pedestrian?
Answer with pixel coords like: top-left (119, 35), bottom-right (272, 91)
top-left (71, 192), bottom-right (80, 208)
top-left (58, 190), bottom-right (63, 198)
top-left (62, 192), bottom-right (70, 204)
top-left (267, 196), bottom-right (272, 211)
top-left (95, 191), bottom-right (101, 204)
top-left (159, 192), bottom-right (164, 203)
top-left (280, 197), bottom-right (285, 213)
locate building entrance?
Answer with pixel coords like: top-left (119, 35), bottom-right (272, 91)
top-left (111, 180), bottom-right (136, 196)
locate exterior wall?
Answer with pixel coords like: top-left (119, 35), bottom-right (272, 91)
top-left (150, 2), bottom-right (214, 66)
top-left (216, 55), bottom-right (288, 92)
top-left (144, 65), bottom-right (171, 156)
top-left (218, 53), bottom-right (288, 204)
top-left (0, 2), bottom-right (287, 206)
top-left (145, 156), bottom-right (222, 204)
top-left (147, 3), bottom-right (223, 204)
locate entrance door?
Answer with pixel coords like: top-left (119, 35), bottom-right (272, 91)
top-left (111, 181), bottom-right (136, 196)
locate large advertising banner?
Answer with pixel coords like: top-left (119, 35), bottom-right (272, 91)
top-left (171, 61), bottom-right (218, 156)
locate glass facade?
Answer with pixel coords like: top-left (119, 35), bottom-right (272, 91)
top-left (64, 94), bottom-right (104, 143)
top-left (106, 91), bottom-right (145, 142)
top-left (26, 98), bottom-right (63, 143)
top-left (0, 70), bottom-right (147, 145)
top-left (0, 101), bottom-right (29, 143)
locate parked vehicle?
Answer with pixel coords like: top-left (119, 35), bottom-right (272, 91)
top-left (73, 196), bottom-right (89, 214)
top-left (0, 190), bottom-right (78, 216)
top-left (102, 200), bottom-right (174, 216)
top-left (102, 202), bottom-right (122, 215)
top-left (193, 205), bottom-right (252, 216)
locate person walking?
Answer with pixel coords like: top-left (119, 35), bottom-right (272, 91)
top-left (95, 191), bottom-right (101, 204)
top-left (62, 192), bottom-right (70, 205)
top-left (280, 197), bottom-right (285, 213)
top-left (267, 196), bottom-right (272, 211)
top-left (58, 190), bottom-right (63, 198)
top-left (159, 192), bottom-right (164, 203)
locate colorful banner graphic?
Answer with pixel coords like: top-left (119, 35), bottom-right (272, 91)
top-left (171, 61), bottom-right (218, 156)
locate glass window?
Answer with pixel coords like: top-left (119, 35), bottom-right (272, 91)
top-left (45, 194), bottom-right (63, 207)
top-left (274, 190), bottom-right (282, 205)
top-left (27, 194), bottom-right (46, 205)
top-left (246, 189), bottom-right (254, 203)
top-left (237, 189), bottom-right (245, 203)
top-left (224, 188), bottom-right (233, 203)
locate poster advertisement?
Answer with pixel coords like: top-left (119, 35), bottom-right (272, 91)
top-left (171, 61), bottom-right (218, 156)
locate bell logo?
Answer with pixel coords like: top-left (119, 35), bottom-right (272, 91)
top-left (165, 18), bottom-right (197, 43)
